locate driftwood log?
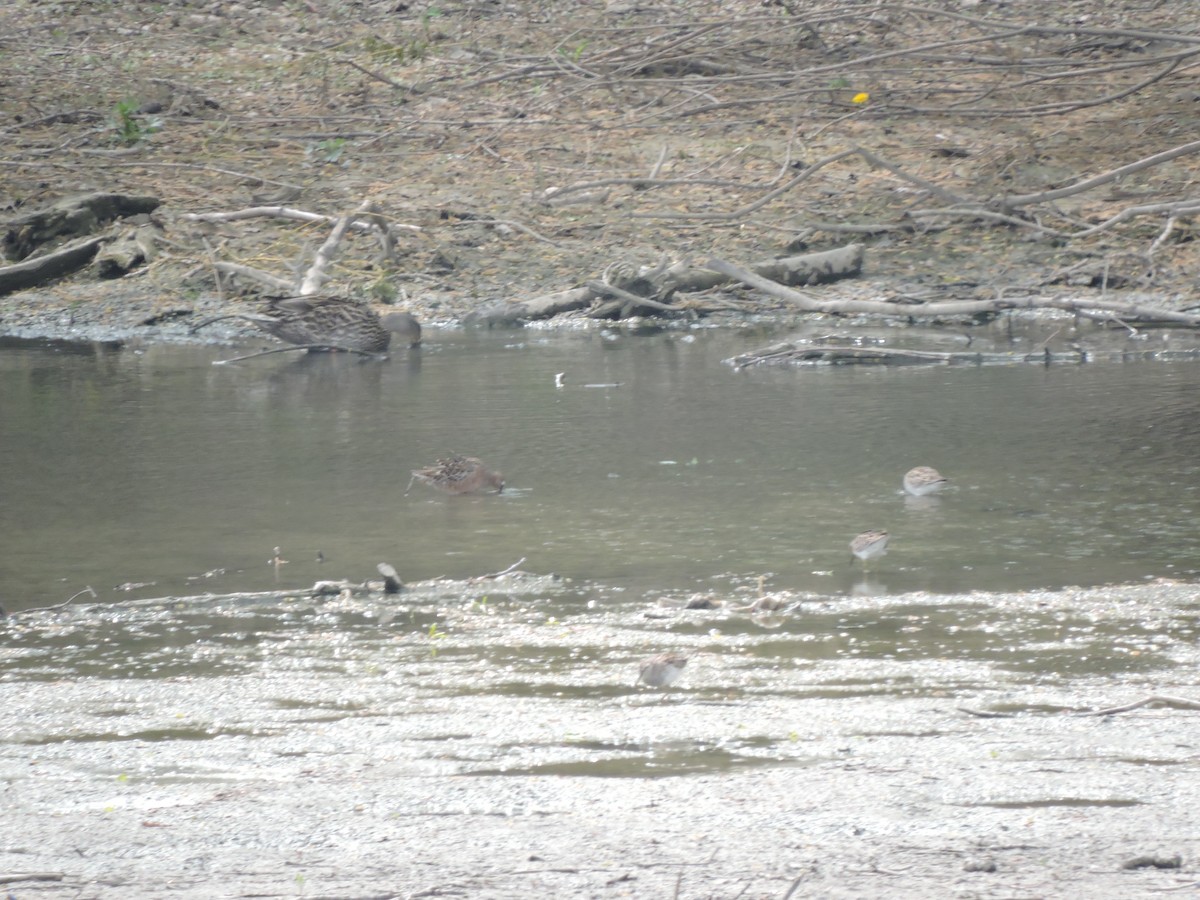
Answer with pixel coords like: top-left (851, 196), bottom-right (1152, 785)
top-left (463, 243), bottom-right (866, 325)
top-left (726, 340), bottom-right (1200, 369)
top-left (94, 221), bottom-right (164, 278)
top-left (2, 192), bottom-right (160, 261)
top-left (666, 244), bottom-right (864, 293)
top-left (708, 257), bottom-right (1200, 327)
top-left (0, 236), bottom-right (105, 296)
top-left (0, 192), bottom-right (162, 295)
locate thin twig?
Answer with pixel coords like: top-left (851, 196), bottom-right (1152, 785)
top-left (957, 706), bottom-right (1016, 719)
top-left (211, 262), bottom-right (293, 292)
top-left (1002, 139), bottom-right (1200, 209)
top-left (648, 144), bottom-right (668, 180)
top-left (337, 56), bottom-right (413, 91)
top-left (459, 218), bottom-right (564, 248)
top-left (201, 236), bottom-right (225, 302)
top-left (635, 148), bottom-right (858, 221)
top-left (586, 280), bottom-right (679, 313)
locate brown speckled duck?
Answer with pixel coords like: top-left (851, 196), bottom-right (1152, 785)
top-left (407, 455), bottom-right (505, 495)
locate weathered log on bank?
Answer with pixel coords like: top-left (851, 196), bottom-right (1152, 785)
top-left (465, 243), bottom-right (866, 324)
top-left (93, 221), bottom-right (165, 278)
top-left (726, 341), bottom-right (1200, 369)
top-left (463, 287), bottom-right (594, 326)
top-left (708, 257), bottom-right (1200, 326)
top-left (0, 236), bottom-right (105, 296)
top-left (668, 243), bottom-right (865, 293)
top-left (3, 192), bottom-right (160, 261)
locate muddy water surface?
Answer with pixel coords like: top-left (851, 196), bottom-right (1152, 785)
top-left (3, 323), bottom-right (1199, 605)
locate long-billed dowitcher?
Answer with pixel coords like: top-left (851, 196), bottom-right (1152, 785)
top-left (193, 296), bottom-right (421, 352)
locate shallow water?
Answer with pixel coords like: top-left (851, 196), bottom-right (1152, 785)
top-left (2, 324), bottom-right (1198, 612)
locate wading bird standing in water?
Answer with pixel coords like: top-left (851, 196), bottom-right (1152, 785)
top-left (192, 296), bottom-right (421, 353)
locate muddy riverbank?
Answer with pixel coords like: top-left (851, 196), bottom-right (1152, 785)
top-left (5, 1), bottom-right (1200, 346)
top-left (4, 580), bottom-right (1200, 899)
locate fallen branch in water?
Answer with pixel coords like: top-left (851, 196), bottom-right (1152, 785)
top-left (960, 694), bottom-right (1200, 719)
top-left (8, 586), bottom-right (98, 616)
top-left (212, 345), bottom-right (388, 364)
top-left (470, 558), bottom-right (528, 582)
top-left (957, 707), bottom-right (1016, 719)
top-left (725, 339), bottom-right (1200, 369)
top-left (5, 567), bottom-right (551, 617)
top-left (1075, 695), bottom-right (1200, 716)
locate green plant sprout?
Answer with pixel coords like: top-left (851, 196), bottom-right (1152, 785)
top-left (561, 40), bottom-right (589, 63)
top-left (427, 621), bottom-right (447, 656)
top-left (467, 595), bottom-right (490, 613)
top-left (109, 99), bottom-right (161, 146)
top-left (310, 138), bottom-right (347, 165)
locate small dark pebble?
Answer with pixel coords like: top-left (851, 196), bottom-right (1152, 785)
top-left (963, 858), bottom-right (997, 873)
top-left (1122, 854), bottom-right (1181, 870)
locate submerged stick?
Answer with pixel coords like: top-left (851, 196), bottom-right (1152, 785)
top-left (13, 586), bottom-right (98, 615)
top-left (471, 558), bottom-right (528, 582)
top-left (213, 345), bottom-right (387, 364)
top-left (1076, 694), bottom-right (1200, 716)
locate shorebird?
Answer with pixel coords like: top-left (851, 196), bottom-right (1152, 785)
top-left (636, 652), bottom-right (692, 688)
top-left (850, 530), bottom-right (890, 567)
top-left (903, 466), bottom-right (949, 497)
top-left (192, 296), bottom-right (421, 352)
top-left (407, 455), bottom-right (505, 495)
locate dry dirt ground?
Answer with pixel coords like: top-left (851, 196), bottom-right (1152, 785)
top-left (2, 0), bottom-right (1200, 339)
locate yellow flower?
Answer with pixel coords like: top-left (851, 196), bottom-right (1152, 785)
top-left (851, 92), bottom-right (870, 104)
